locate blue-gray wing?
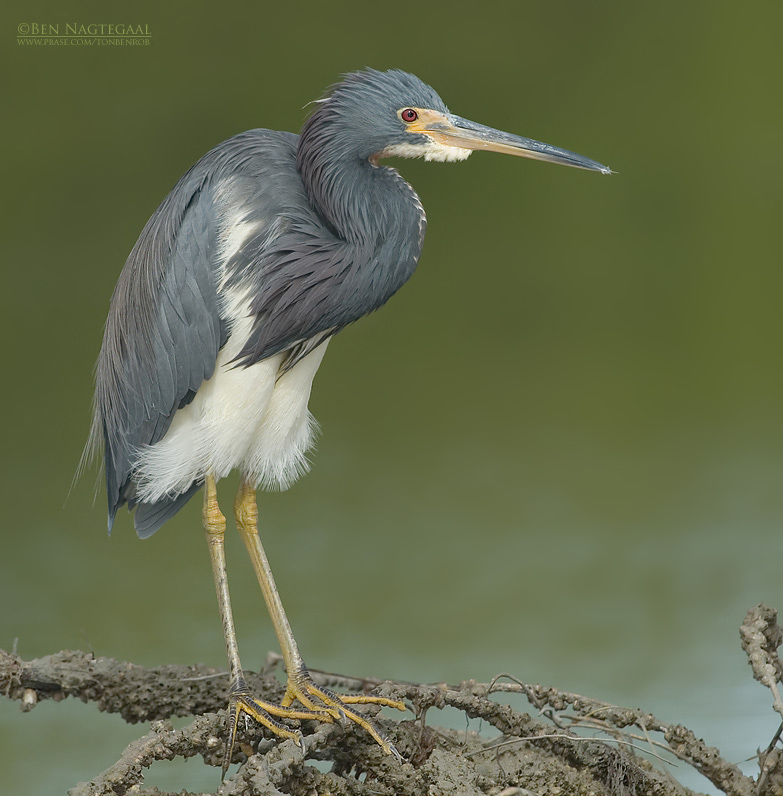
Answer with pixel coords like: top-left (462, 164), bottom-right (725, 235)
top-left (94, 157), bottom-right (226, 534)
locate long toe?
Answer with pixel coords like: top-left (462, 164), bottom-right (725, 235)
top-left (283, 666), bottom-right (407, 759)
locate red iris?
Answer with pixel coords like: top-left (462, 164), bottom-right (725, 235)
top-left (401, 108), bottom-right (418, 123)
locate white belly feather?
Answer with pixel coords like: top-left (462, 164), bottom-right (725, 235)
top-left (133, 317), bottom-right (328, 502)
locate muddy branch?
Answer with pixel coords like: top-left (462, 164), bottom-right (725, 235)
top-left (2, 604), bottom-right (782, 795)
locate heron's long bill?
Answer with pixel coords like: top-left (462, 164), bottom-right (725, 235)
top-left (428, 114), bottom-right (611, 174)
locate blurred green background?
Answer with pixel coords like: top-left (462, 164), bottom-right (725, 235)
top-left (2, 1), bottom-right (782, 793)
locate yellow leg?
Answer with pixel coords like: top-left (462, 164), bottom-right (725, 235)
top-left (203, 474), bottom-right (319, 776)
top-left (234, 478), bottom-right (407, 760)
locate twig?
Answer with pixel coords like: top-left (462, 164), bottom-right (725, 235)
top-left (467, 731), bottom-right (673, 765)
top-left (68, 715), bottom-right (225, 796)
top-left (740, 604), bottom-right (783, 720)
top-left (738, 604), bottom-right (783, 795)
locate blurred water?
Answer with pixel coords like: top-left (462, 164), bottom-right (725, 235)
top-left (2, 1), bottom-right (782, 794)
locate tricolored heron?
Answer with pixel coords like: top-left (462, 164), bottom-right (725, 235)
top-left (90, 68), bottom-right (609, 768)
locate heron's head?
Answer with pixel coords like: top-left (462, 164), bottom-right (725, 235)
top-left (302, 68), bottom-right (610, 173)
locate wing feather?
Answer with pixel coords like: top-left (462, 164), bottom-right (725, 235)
top-left (94, 164), bottom-right (222, 529)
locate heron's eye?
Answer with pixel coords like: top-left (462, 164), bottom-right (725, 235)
top-left (400, 108), bottom-right (418, 123)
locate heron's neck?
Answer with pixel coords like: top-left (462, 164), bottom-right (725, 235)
top-left (296, 120), bottom-right (424, 251)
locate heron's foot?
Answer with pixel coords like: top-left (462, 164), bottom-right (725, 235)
top-left (282, 664), bottom-right (407, 761)
top-left (222, 674), bottom-right (327, 776)
top-left (221, 670), bottom-right (407, 775)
